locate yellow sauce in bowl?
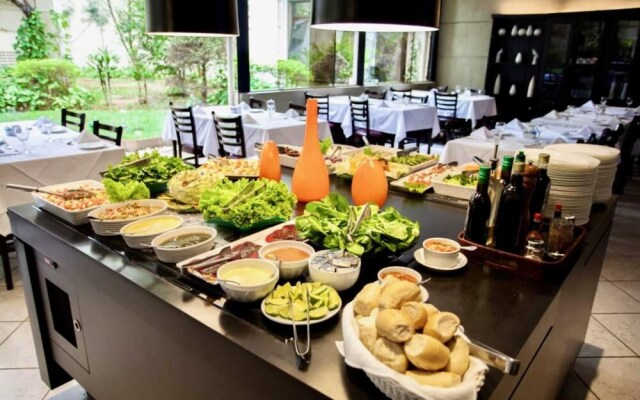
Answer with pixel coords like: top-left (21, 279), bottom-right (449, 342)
top-left (220, 267), bottom-right (273, 286)
top-left (122, 216), bottom-right (182, 236)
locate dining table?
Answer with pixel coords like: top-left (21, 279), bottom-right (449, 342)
top-left (162, 105), bottom-right (333, 158)
top-left (0, 121), bottom-right (125, 237)
top-left (412, 90), bottom-right (498, 128)
top-left (328, 95), bottom-right (441, 148)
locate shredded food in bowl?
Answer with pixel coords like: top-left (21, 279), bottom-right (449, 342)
top-left (42, 187), bottom-right (107, 211)
top-left (99, 204), bottom-right (162, 221)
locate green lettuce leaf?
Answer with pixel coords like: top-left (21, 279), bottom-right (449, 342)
top-left (102, 178), bottom-right (150, 202)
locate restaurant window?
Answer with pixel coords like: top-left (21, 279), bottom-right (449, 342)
top-left (248, 0), bottom-right (356, 91)
top-left (363, 32), bottom-right (432, 84)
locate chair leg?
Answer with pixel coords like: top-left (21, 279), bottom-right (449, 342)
top-left (1, 235), bottom-right (13, 291)
top-left (172, 141), bottom-right (178, 157)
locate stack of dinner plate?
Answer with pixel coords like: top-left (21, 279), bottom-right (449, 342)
top-left (545, 143), bottom-right (620, 203)
top-left (519, 149), bottom-right (600, 226)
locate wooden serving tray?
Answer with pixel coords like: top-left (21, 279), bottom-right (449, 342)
top-left (457, 225), bottom-right (587, 281)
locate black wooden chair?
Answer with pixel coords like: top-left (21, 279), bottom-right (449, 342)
top-left (288, 102), bottom-right (307, 116)
top-left (212, 112), bottom-right (247, 158)
top-left (407, 94), bottom-right (429, 104)
top-left (613, 116), bottom-right (640, 194)
top-left (434, 92), bottom-right (470, 142)
top-left (249, 97), bottom-right (265, 109)
top-left (170, 104), bottom-right (205, 167)
top-left (1, 234), bottom-right (13, 290)
top-left (390, 87), bottom-right (412, 101)
top-left (304, 91), bottom-right (330, 120)
top-left (598, 125), bottom-right (624, 147)
top-left (364, 89), bottom-right (387, 100)
top-left (92, 121), bottom-right (123, 146)
top-left (61, 109), bottom-right (86, 132)
top-left (349, 97), bottom-right (394, 147)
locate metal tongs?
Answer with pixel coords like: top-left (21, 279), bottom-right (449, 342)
top-left (291, 286), bottom-right (311, 365)
top-left (1, 183), bottom-right (95, 200)
top-left (221, 181), bottom-right (265, 211)
top-left (467, 337), bottom-right (520, 375)
top-left (347, 203), bottom-right (371, 242)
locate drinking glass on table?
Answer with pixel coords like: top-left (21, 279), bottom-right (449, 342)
top-left (626, 97), bottom-right (634, 110)
top-left (600, 96), bottom-right (608, 107)
top-left (14, 126), bottom-right (29, 154)
top-left (267, 99), bottom-right (276, 119)
top-left (455, 85), bottom-right (462, 94)
top-left (42, 121), bottom-right (53, 142)
top-left (566, 105), bottom-right (575, 120)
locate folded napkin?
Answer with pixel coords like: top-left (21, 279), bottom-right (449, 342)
top-left (575, 125), bottom-right (596, 137)
top-left (242, 113), bottom-right (258, 124)
top-left (284, 108), bottom-right (299, 119)
top-left (238, 101), bottom-right (251, 112)
top-left (33, 116), bottom-right (53, 129)
top-left (609, 116), bottom-right (622, 127)
top-left (378, 101), bottom-right (389, 108)
top-left (580, 100), bottom-right (596, 111)
top-left (544, 110), bottom-right (559, 119)
top-left (469, 127), bottom-right (493, 140)
top-left (624, 109), bottom-right (636, 118)
top-left (505, 118), bottom-right (528, 134)
top-left (550, 136), bottom-right (568, 144)
top-left (77, 130), bottom-right (101, 144)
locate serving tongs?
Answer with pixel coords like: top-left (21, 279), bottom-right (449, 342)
top-left (467, 337), bottom-right (520, 375)
top-left (347, 203), bottom-right (371, 242)
top-left (221, 181), bottom-right (266, 212)
top-left (1, 183), bottom-right (95, 200)
top-left (98, 156), bottom-right (151, 177)
top-left (290, 286), bottom-right (311, 365)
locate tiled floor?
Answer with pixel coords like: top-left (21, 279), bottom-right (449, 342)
top-left (1, 159), bottom-right (638, 400)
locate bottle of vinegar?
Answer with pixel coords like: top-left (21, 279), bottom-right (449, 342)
top-left (486, 155), bottom-right (514, 246)
top-left (530, 153), bottom-right (551, 220)
top-left (464, 166), bottom-right (492, 244)
top-left (495, 162), bottom-right (525, 253)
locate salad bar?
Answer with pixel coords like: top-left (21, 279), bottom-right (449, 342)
top-left (8, 162), bottom-right (615, 399)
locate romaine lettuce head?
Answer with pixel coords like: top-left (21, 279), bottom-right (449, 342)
top-left (102, 178), bottom-right (150, 202)
top-left (169, 169), bottom-right (224, 205)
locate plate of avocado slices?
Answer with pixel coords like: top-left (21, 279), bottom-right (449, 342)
top-left (261, 282), bottom-right (342, 326)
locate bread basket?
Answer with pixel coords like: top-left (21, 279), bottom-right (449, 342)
top-left (338, 302), bottom-right (488, 400)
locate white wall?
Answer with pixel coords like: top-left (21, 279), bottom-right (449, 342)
top-left (0, 0), bottom-right (54, 54)
top-left (436, 0), bottom-right (640, 90)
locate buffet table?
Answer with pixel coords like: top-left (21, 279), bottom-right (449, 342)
top-left (9, 170), bottom-right (614, 400)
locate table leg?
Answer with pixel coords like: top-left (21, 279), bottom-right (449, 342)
top-left (1, 234), bottom-right (13, 290)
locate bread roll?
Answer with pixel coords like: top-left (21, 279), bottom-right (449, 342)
top-left (445, 336), bottom-right (470, 376)
top-left (404, 334), bottom-right (450, 370)
top-left (421, 303), bottom-right (440, 318)
top-left (423, 312), bottom-right (460, 343)
top-left (376, 309), bottom-right (413, 342)
top-left (373, 337), bottom-right (408, 373)
top-left (405, 370), bottom-right (461, 388)
top-left (401, 302), bottom-right (428, 330)
top-left (354, 282), bottom-right (381, 316)
top-left (357, 314), bottom-right (378, 352)
top-left (380, 274), bottom-right (400, 290)
top-left (379, 280), bottom-right (421, 309)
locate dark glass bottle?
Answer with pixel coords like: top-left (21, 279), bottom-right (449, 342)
top-left (495, 162), bottom-right (525, 253)
top-left (526, 213), bottom-right (543, 242)
top-left (487, 155), bottom-right (514, 246)
top-left (516, 150), bottom-right (526, 164)
top-left (529, 153), bottom-right (552, 220)
top-left (464, 166), bottom-right (492, 244)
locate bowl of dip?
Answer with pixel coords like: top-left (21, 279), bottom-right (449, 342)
top-left (258, 240), bottom-right (315, 279)
top-left (151, 226), bottom-right (217, 263)
top-left (120, 215), bottom-right (184, 249)
top-left (422, 238), bottom-right (460, 269)
top-left (217, 259), bottom-right (279, 302)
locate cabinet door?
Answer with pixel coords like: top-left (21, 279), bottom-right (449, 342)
top-left (540, 20), bottom-right (573, 106)
top-left (36, 253), bottom-right (89, 372)
top-left (567, 18), bottom-right (607, 102)
top-left (605, 19), bottom-right (640, 104)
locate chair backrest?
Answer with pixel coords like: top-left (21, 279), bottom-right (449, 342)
top-left (304, 91), bottom-right (329, 120)
top-left (61, 109), bottom-right (86, 132)
top-left (170, 103), bottom-right (200, 165)
top-left (249, 97), bottom-right (265, 109)
top-left (390, 87), bottom-right (411, 101)
top-left (408, 94), bottom-right (428, 104)
top-left (212, 112), bottom-right (247, 158)
top-left (434, 92), bottom-right (458, 119)
top-left (599, 125), bottom-right (623, 147)
top-left (288, 102), bottom-right (307, 116)
top-left (349, 97), bottom-right (371, 140)
top-left (92, 120), bottom-right (123, 146)
top-left (364, 89), bottom-right (387, 100)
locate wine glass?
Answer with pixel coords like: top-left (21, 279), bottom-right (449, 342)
top-left (42, 121), bottom-right (53, 142)
top-left (626, 97), bottom-right (634, 111)
top-left (600, 96), bottom-right (608, 107)
top-left (14, 126), bottom-right (29, 154)
top-left (267, 99), bottom-right (276, 119)
top-left (455, 85), bottom-right (462, 94)
top-left (566, 105), bottom-right (575, 120)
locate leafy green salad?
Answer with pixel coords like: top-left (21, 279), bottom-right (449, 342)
top-left (295, 193), bottom-right (419, 256)
top-left (102, 179), bottom-right (150, 202)
top-left (102, 150), bottom-right (193, 186)
top-left (198, 178), bottom-right (297, 229)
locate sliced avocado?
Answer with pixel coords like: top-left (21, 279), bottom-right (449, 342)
top-left (309, 306), bottom-right (328, 320)
top-left (328, 290), bottom-right (341, 310)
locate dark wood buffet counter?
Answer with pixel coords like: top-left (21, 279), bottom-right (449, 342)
top-left (8, 175), bottom-right (615, 400)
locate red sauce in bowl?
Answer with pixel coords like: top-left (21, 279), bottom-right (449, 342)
top-left (380, 271), bottom-right (418, 283)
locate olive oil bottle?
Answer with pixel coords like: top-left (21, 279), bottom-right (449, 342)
top-left (486, 155), bottom-right (514, 246)
top-left (464, 166), bottom-right (492, 244)
top-left (495, 162), bottom-right (525, 253)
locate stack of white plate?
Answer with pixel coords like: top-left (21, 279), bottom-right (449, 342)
top-left (545, 143), bottom-right (620, 203)
top-left (519, 149), bottom-right (600, 225)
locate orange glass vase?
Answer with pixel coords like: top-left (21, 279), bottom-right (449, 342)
top-left (292, 98), bottom-right (330, 203)
top-left (259, 140), bottom-right (281, 181)
top-left (352, 159), bottom-right (388, 207)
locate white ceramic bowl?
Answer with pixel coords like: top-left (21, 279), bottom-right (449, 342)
top-left (151, 226), bottom-right (217, 263)
top-left (88, 199), bottom-right (168, 236)
top-left (422, 238), bottom-right (460, 269)
top-left (308, 250), bottom-right (361, 291)
top-left (258, 240), bottom-right (315, 280)
top-left (217, 259), bottom-right (279, 303)
top-left (120, 215), bottom-right (184, 249)
top-left (30, 180), bottom-right (107, 225)
top-left (377, 266), bottom-right (422, 284)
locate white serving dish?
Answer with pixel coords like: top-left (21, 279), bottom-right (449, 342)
top-left (258, 240), bottom-right (315, 280)
top-left (151, 226), bottom-right (217, 263)
top-left (308, 249), bottom-right (361, 291)
top-left (217, 259), bottom-right (279, 303)
top-left (422, 238), bottom-right (461, 269)
top-left (31, 180), bottom-right (106, 225)
top-left (389, 164), bottom-right (457, 194)
top-left (431, 173), bottom-right (476, 200)
top-left (88, 199), bottom-right (168, 236)
top-left (120, 215), bottom-right (184, 249)
top-left (377, 266), bottom-right (422, 284)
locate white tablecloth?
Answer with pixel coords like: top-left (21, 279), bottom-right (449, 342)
top-left (0, 121), bottom-right (125, 236)
top-left (420, 91), bottom-right (497, 127)
top-left (328, 96), bottom-right (441, 147)
top-left (162, 106), bottom-right (332, 158)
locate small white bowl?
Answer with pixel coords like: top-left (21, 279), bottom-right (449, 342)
top-left (377, 266), bottom-right (422, 284)
top-left (151, 226), bottom-right (217, 263)
top-left (308, 250), bottom-right (361, 291)
top-left (217, 259), bottom-right (279, 303)
top-left (422, 238), bottom-right (460, 269)
top-left (258, 240), bottom-right (315, 280)
top-left (120, 215), bottom-right (184, 249)
top-left (88, 199), bottom-right (168, 236)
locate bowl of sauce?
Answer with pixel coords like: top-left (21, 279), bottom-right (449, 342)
top-left (120, 215), bottom-right (184, 249)
top-left (422, 238), bottom-right (460, 269)
top-left (151, 226), bottom-right (217, 263)
top-left (217, 259), bottom-right (279, 302)
top-left (377, 266), bottom-right (422, 285)
top-left (258, 240), bottom-right (315, 279)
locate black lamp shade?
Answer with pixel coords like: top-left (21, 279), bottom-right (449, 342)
top-left (311, 0), bottom-right (440, 32)
top-left (145, 0), bottom-right (239, 36)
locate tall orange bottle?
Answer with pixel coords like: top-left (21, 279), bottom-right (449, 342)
top-left (259, 140), bottom-right (281, 181)
top-left (352, 159), bottom-right (388, 207)
top-left (292, 98), bottom-right (330, 203)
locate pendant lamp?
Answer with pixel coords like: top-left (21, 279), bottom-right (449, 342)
top-left (311, 0), bottom-right (440, 32)
top-left (145, 0), bottom-right (239, 36)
